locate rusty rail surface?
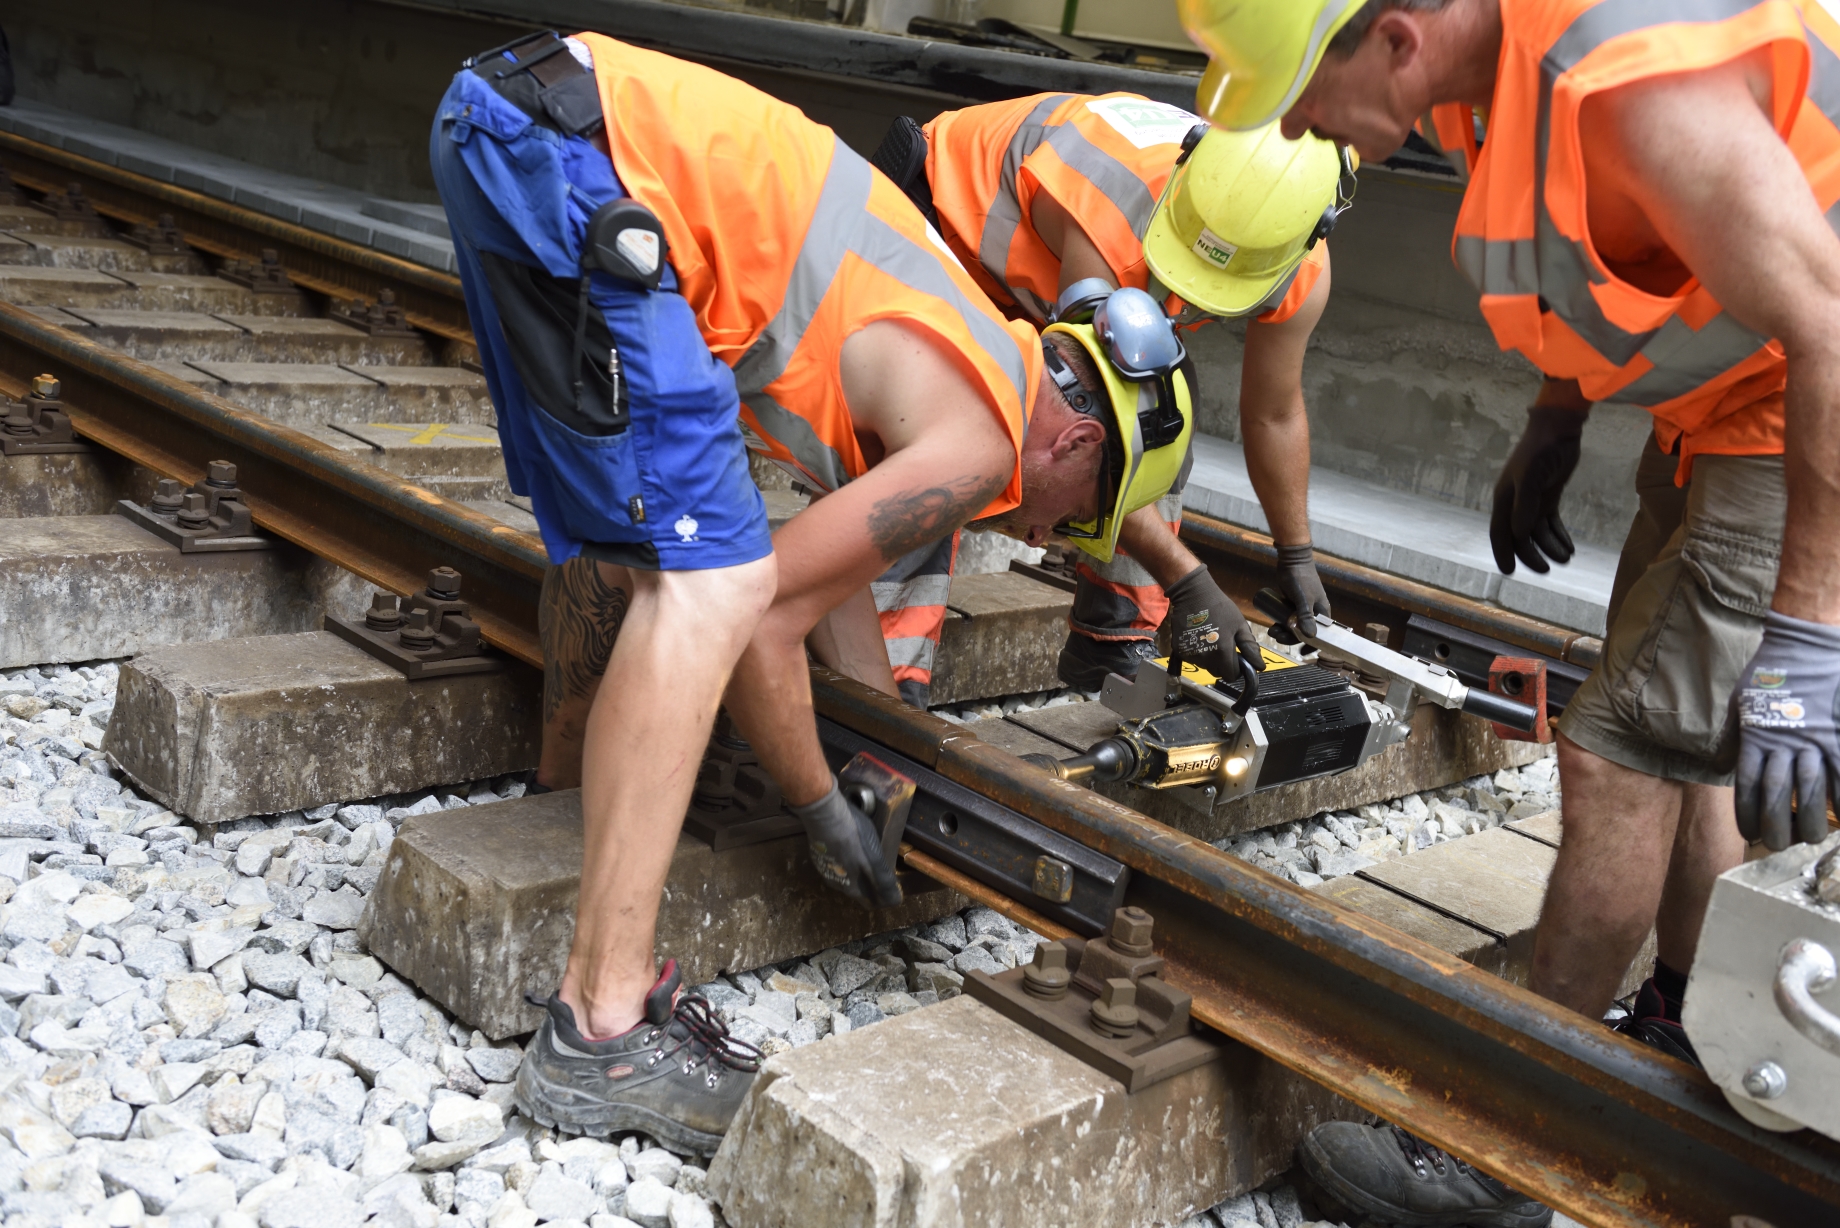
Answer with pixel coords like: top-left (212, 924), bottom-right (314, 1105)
top-left (0, 302), bottom-right (546, 664)
top-left (4, 134), bottom-right (1836, 1227)
top-left (817, 674), bottom-right (1840, 1228)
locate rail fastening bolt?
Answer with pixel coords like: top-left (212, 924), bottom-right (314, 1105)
top-left (1089, 977), bottom-right (1139, 1038)
top-left (1108, 906), bottom-right (1154, 957)
top-left (206, 460), bottom-right (238, 488)
top-left (150, 479), bottom-right (185, 516)
top-left (399, 608), bottom-right (437, 650)
top-left (31, 374), bottom-right (59, 400)
top-left (175, 492), bottom-right (210, 529)
top-left (365, 591), bottom-right (403, 632)
top-left (427, 566), bottom-right (462, 599)
top-left (1022, 941), bottom-right (1071, 1001)
top-left (1743, 1060), bottom-right (1788, 1100)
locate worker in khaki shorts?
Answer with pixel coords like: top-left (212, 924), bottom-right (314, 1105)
top-left (1180, 1), bottom-right (1840, 1225)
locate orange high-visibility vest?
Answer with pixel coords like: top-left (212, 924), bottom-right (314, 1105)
top-left (924, 92), bottom-right (1324, 326)
top-left (578, 35), bottom-right (1041, 509)
top-left (1446, 0), bottom-right (1840, 477)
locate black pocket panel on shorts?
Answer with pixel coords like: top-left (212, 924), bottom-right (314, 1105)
top-left (477, 250), bottom-right (628, 436)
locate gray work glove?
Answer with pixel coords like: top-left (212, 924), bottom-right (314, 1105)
top-left (788, 781), bottom-right (904, 908)
top-left (1275, 542), bottom-right (1332, 638)
top-left (1490, 405), bottom-right (1585, 575)
top-left (1735, 612), bottom-right (1840, 850)
top-left (1162, 565), bottom-right (1262, 679)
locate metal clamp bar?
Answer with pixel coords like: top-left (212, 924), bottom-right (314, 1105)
top-left (1776, 938), bottom-right (1840, 1058)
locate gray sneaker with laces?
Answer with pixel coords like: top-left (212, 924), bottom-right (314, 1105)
top-left (1299, 1121), bottom-right (1553, 1228)
top-left (514, 959), bottom-right (761, 1152)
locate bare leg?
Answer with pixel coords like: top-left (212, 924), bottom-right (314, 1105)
top-left (537, 558), bottom-right (632, 790)
top-left (1529, 734), bottom-right (1684, 1018)
top-left (1654, 783), bottom-right (1744, 972)
top-left (557, 556), bottom-right (777, 1039)
top-left (804, 585), bottom-right (899, 698)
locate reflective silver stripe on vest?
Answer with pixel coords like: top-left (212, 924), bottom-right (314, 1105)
top-left (872, 572), bottom-right (952, 612)
top-left (733, 135), bottom-right (1031, 492)
top-left (978, 95), bottom-right (1070, 304)
top-left (884, 636), bottom-right (938, 671)
top-left (1458, 0), bottom-right (1816, 404)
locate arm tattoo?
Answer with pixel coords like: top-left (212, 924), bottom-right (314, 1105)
top-left (866, 472), bottom-right (1010, 562)
top-left (539, 558), bottom-right (628, 723)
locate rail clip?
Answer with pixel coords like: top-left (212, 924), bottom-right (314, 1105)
top-left (965, 905), bottom-right (1224, 1093)
top-left (2, 374), bottom-right (91, 457)
top-left (115, 461), bottom-right (271, 552)
top-left (324, 567), bottom-right (503, 680)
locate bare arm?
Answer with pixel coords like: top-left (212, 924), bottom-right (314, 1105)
top-left (1586, 55), bottom-right (1840, 623)
top-left (1030, 191), bottom-right (1120, 295)
top-left (725, 320), bottom-right (1014, 803)
top-left (1239, 251), bottom-right (1329, 547)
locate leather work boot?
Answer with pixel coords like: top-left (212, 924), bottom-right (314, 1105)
top-left (1609, 976), bottom-right (1701, 1067)
top-left (515, 960), bottom-right (761, 1153)
top-left (1056, 633), bottom-right (1158, 692)
top-left (1299, 1122), bottom-right (1553, 1228)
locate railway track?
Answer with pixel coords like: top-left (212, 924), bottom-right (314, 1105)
top-left (0, 131), bottom-right (1836, 1228)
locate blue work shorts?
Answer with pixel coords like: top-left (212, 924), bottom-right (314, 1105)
top-left (430, 69), bottom-right (770, 571)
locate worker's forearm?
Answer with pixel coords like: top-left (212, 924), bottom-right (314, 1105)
top-left (1241, 409), bottom-right (1313, 546)
top-left (725, 613), bottom-right (834, 807)
top-left (1775, 350), bottom-right (1840, 624)
top-left (1115, 505), bottom-right (1202, 589)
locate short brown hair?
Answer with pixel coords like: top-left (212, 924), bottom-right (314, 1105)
top-left (1326, 0), bottom-right (1455, 58)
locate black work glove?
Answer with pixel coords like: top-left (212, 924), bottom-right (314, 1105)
top-left (1490, 404), bottom-right (1586, 575)
top-left (1275, 542), bottom-right (1332, 638)
top-left (1162, 565), bottom-right (1262, 679)
top-left (788, 781), bottom-right (903, 909)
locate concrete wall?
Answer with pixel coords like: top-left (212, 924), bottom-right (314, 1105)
top-left (0, 0), bottom-right (1649, 549)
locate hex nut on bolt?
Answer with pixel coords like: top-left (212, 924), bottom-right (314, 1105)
top-left (427, 566), bottom-right (462, 599)
top-left (1090, 977), bottom-right (1139, 1038)
top-left (1108, 906), bottom-right (1154, 957)
top-left (1744, 1060), bottom-right (1788, 1100)
top-left (1022, 941), bottom-right (1071, 1001)
top-left (206, 459), bottom-right (238, 487)
top-left (30, 374), bottom-right (59, 399)
top-left (366, 592), bottom-right (403, 632)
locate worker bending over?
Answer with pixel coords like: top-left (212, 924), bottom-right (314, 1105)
top-left (866, 92), bottom-right (1353, 696)
top-left (1182, 1), bottom-right (1840, 1225)
top-left (432, 33), bottom-right (1190, 1149)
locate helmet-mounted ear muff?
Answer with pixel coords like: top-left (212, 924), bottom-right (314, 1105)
top-left (1308, 145), bottom-right (1359, 247)
top-left (1044, 284), bottom-right (1194, 560)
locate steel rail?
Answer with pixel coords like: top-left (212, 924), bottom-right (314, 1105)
top-left (0, 302), bottom-right (545, 665)
top-left (813, 674), bottom-right (1840, 1228)
top-left (5, 136), bottom-right (1837, 1226)
top-left (0, 131), bottom-right (475, 345)
top-left (1180, 510), bottom-right (1605, 670)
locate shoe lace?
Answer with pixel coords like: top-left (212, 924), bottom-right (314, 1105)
top-left (644, 994), bottom-right (762, 1081)
top-left (1391, 1126), bottom-right (1470, 1178)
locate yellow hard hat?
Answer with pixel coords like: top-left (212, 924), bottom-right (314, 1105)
top-left (1143, 122), bottom-right (1352, 318)
top-left (1043, 285), bottom-right (1195, 563)
top-left (1179, 0), bottom-right (1369, 131)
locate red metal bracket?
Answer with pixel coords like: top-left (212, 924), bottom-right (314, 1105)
top-left (1488, 655), bottom-right (1550, 743)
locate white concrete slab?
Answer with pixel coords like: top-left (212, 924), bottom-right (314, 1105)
top-left (1185, 435), bottom-right (1617, 634)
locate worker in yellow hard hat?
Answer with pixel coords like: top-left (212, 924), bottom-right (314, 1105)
top-left (1179, 0), bottom-right (1374, 132)
top-left (870, 92), bottom-right (1355, 695)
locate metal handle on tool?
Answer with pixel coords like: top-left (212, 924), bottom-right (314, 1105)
top-left (1775, 937), bottom-right (1840, 1057)
top-left (1457, 686), bottom-right (1538, 732)
top-left (1231, 655), bottom-right (1258, 716)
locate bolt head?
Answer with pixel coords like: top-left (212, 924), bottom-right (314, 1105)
top-left (1743, 1060), bottom-right (1788, 1100)
top-left (1108, 906), bottom-right (1154, 955)
top-left (155, 479), bottom-right (183, 498)
top-left (181, 493), bottom-right (207, 513)
top-left (261, 248), bottom-right (280, 265)
top-left (30, 374), bottom-right (59, 399)
top-left (207, 460), bottom-right (237, 486)
top-left (427, 566), bottom-right (462, 597)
